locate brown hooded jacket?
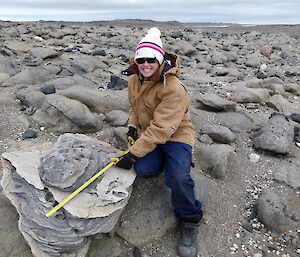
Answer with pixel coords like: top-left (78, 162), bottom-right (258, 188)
top-left (122, 53), bottom-right (195, 158)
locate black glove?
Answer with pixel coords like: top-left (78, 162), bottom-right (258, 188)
top-left (116, 152), bottom-right (138, 170)
top-left (127, 126), bottom-right (139, 141)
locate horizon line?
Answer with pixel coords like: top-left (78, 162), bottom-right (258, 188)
top-left (0, 18), bottom-right (299, 26)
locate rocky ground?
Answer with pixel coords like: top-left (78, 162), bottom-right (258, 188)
top-left (0, 20), bottom-right (300, 257)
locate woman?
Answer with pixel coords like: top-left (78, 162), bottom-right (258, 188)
top-left (117, 27), bottom-right (202, 257)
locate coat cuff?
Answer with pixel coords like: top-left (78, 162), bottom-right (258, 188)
top-left (128, 124), bottom-right (140, 130)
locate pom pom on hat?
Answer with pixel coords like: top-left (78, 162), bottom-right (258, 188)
top-left (134, 27), bottom-right (165, 65)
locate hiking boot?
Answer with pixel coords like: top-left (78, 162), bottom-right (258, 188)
top-left (177, 223), bottom-right (199, 257)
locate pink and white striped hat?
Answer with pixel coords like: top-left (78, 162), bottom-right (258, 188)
top-left (134, 27), bottom-right (165, 65)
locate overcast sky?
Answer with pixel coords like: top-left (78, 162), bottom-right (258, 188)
top-left (0, 0), bottom-right (299, 24)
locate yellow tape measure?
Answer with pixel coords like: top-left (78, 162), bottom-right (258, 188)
top-left (127, 136), bottom-right (135, 148)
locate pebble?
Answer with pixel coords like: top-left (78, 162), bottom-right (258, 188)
top-left (249, 153), bottom-right (260, 163)
top-left (34, 36), bottom-right (43, 42)
top-left (40, 84), bottom-right (56, 95)
top-left (268, 245), bottom-right (278, 251)
top-left (291, 214), bottom-right (299, 222)
top-left (91, 49), bottom-right (107, 56)
top-left (132, 247), bottom-right (143, 257)
top-left (21, 129), bottom-right (37, 139)
top-left (242, 224), bottom-right (254, 233)
top-left (260, 64), bottom-right (268, 71)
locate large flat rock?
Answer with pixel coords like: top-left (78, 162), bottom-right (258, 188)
top-left (1, 134), bottom-right (136, 257)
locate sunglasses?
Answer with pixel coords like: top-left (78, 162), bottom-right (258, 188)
top-left (136, 58), bottom-right (157, 64)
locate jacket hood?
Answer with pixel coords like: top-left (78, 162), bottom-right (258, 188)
top-left (122, 52), bottom-right (180, 83)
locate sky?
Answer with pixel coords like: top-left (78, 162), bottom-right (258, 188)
top-left (0, 0), bottom-right (299, 25)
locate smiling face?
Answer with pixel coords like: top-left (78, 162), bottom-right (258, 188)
top-left (136, 58), bottom-right (160, 78)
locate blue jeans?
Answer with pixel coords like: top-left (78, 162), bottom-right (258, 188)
top-left (134, 141), bottom-right (202, 222)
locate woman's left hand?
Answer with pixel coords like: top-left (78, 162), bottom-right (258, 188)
top-left (116, 152), bottom-right (138, 170)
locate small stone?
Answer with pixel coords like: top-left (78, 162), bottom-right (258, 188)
top-left (91, 49), bottom-right (107, 56)
top-left (107, 75), bottom-right (127, 90)
top-left (170, 31), bottom-right (184, 39)
top-left (120, 220), bottom-right (130, 228)
top-left (257, 71), bottom-right (268, 79)
top-left (291, 215), bottom-right (299, 222)
top-left (242, 223), bottom-right (254, 233)
top-left (260, 64), bottom-right (268, 71)
top-left (40, 84), bottom-right (56, 95)
top-left (268, 246), bottom-right (278, 251)
top-left (249, 153), bottom-right (260, 163)
top-left (133, 247), bottom-right (142, 257)
top-left (34, 36), bottom-right (43, 42)
top-left (253, 253), bottom-right (263, 257)
top-left (21, 129), bottom-right (37, 140)
top-left (261, 45), bottom-right (272, 57)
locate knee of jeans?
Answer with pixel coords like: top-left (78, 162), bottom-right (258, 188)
top-left (134, 166), bottom-right (153, 178)
top-left (166, 170), bottom-right (191, 188)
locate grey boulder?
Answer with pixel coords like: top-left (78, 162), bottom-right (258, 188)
top-left (229, 86), bottom-right (271, 103)
top-left (32, 94), bottom-right (102, 133)
top-left (40, 133), bottom-right (113, 191)
top-left (195, 93), bottom-right (237, 112)
top-left (29, 47), bottom-right (59, 59)
top-left (2, 67), bottom-right (60, 87)
top-left (16, 88), bottom-right (46, 109)
top-left (195, 143), bottom-right (235, 179)
top-left (0, 56), bottom-right (18, 75)
top-left (253, 113), bottom-right (294, 155)
top-left (256, 190), bottom-right (289, 234)
top-left (273, 160), bottom-right (300, 189)
top-left (105, 110), bottom-right (129, 127)
top-left (201, 124), bottom-right (235, 144)
top-left (216, 111), bottom-right (254, 132)
top-left (59, 85), bottom-right (130, 113)
top-left (1, 134), bottom-right (136, 257)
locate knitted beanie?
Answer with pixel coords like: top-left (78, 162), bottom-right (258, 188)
top-left (134, 27), bottom-right (165, 65)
